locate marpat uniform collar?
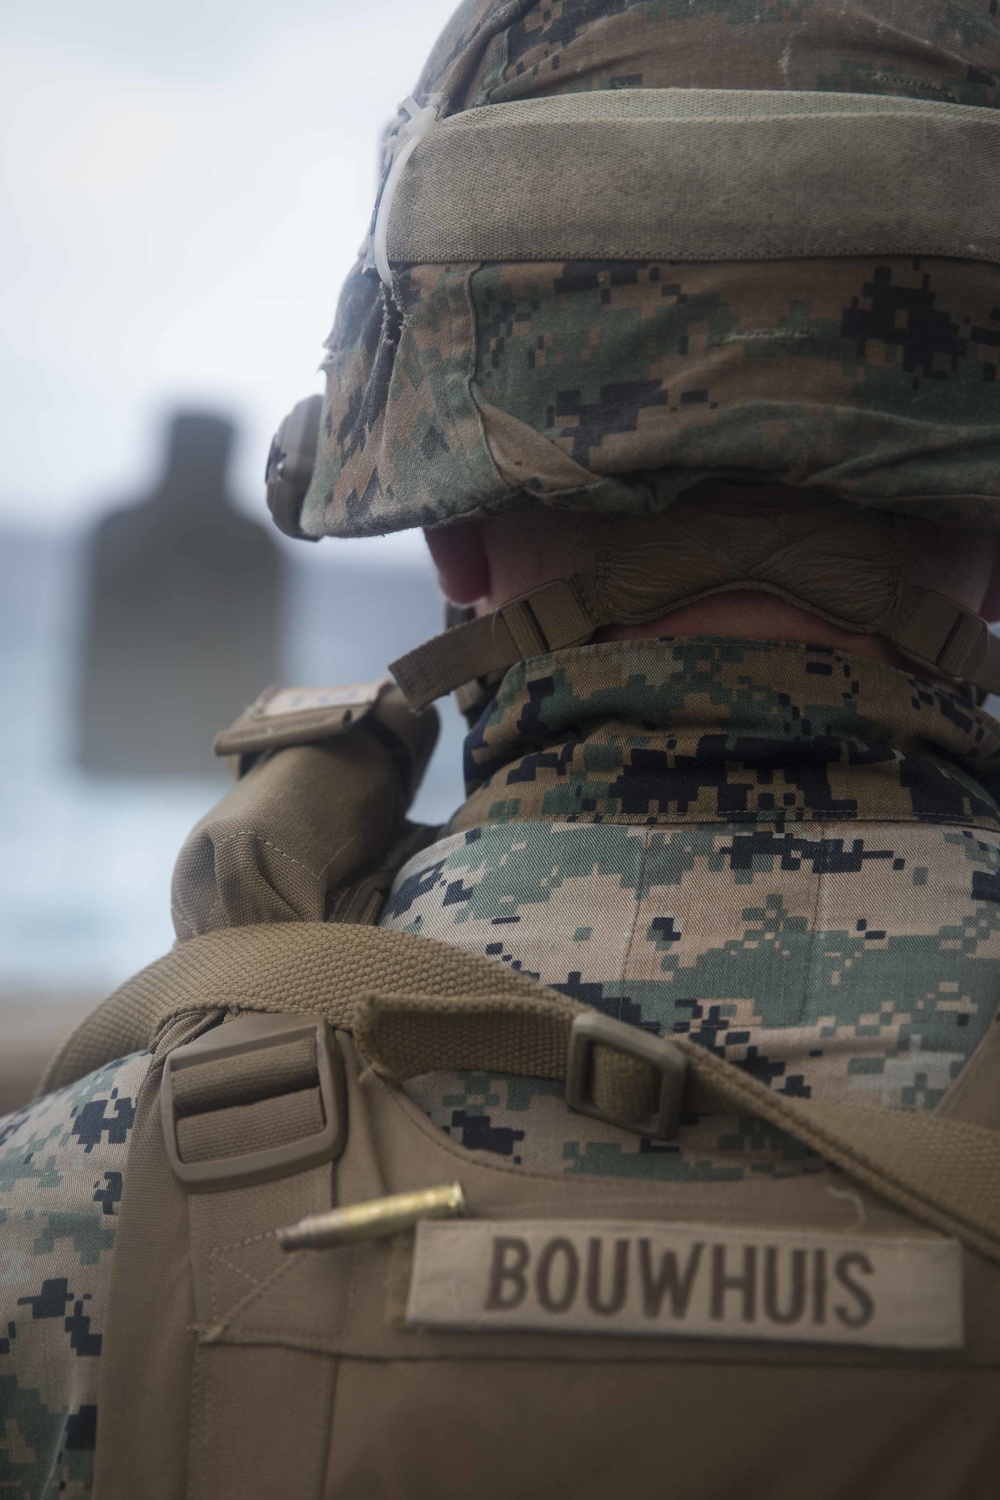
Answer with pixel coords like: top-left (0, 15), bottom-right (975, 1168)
top-left (452, 637), bottom-right (1000, 834)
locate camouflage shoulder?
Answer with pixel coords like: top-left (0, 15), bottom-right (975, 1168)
top-left (0, 1049), bottom-right (152, 1500)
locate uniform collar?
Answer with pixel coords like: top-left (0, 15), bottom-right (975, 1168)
top-left (451, 637), bottom-right (1000, 832)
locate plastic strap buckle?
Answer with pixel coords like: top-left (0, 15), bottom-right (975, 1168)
top-left (161, 1013), bottom-right (346, 1190)
top-left (499, 578), bottom-right (596, 661)
top-left (565, 1011), bottom-right (687, 1142)
top-left (894, 590), bottom-right (990, 684)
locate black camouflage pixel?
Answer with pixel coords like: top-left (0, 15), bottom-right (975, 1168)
top-left (454, 637), bottom-right (1000, 831)
top-left (382, 637), bottom-right (1000, 1179)
top-left (0, 1051), bottom-right (150, 1500)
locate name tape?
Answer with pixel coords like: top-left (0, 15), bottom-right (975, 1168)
top-left (406, 1220), bottom-right (964, 1350)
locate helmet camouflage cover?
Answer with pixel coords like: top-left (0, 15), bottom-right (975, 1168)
top-left (296, 0), bottom-right (1000, 543)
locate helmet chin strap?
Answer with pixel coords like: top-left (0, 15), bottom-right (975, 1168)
top-left (390, 497), bottom-right (1000, 712)
top-left (390, 573), bottom-right (1000, 711)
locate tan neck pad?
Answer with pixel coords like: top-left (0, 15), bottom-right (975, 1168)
top-left (391, 493), bottom-right (1000, 709)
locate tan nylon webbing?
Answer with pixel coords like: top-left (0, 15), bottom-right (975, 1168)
top-left (41, 923), bottom-right (559, 1093)
top-left (170, 1034), bottom-right (317, 1114)
top-left (390, 579), bottom-right (598, 712)
top-left (389, 496), bottom-right (1000, 712)
top-left (46, 921), bottom-right (1000, 1265)
top-left (356, 989), bottom-right (1000, 1266)
top-left (391, 575), bottom-right (1000, 710)
top-left (175, 1089), bottom-right (325, 1164)
top-left (390, 615), bottom-right (520, 712)
top-left (387, 89), bottom-right (1000, 265)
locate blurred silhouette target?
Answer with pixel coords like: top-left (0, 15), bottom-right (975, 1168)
top-left (78, 411), bottom-right (282, 777)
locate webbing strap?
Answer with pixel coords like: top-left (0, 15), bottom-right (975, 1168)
top-left (383, 89), bottom-right (1000, 267)
top-left (390, 577), bottom-right (598, 712)
top-left (390, 574), bottom-right (1000, 711)
top-left (50, 922), bottom-right (1000, 1264)
top-left (91, 1012), bottom-right (337, 1497)
top-left (41, 923), bottom-right (568, 1092)
top-left (185, 1154), bottom-right (334, 1498)
top-left (355, 989), bottom-right (1000, 1266)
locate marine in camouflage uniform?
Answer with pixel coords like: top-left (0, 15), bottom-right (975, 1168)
top-left (382, 638), bottom-right (1000, 1177)
top-left (4, 0), bottom-right (1000, 1492)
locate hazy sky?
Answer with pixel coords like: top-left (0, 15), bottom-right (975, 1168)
top-left (1, 0), bottom-right (457, 555)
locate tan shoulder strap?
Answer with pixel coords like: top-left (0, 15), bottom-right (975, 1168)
top-left (40, 923), bottom-right (555, 1093)
top-left (47, 921), bottom-right (1000, 1265)
top-left (356, 986), bottom-right (1000, 1266)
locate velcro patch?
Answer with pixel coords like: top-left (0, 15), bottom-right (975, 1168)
top-left (260, 683), bottom-right (383, 717)
top-left (214, 680), bottom-right (388, 759)
top-left (406, 1221), bottom-right (963, 1350)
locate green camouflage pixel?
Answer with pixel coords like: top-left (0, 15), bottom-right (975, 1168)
top-left (379, 638), bottom-right (1000, 1178)
top-left (456, 636), bottom-right (1000, 831)
top-left (302, 0), bottom-right (1000, 538)
top-left (416, 0), bottom-right (1000, 113)
top-left (0, 1051), bottom-right (150, 1499)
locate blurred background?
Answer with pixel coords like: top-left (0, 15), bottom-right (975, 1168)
top-left (0, 0), bottom-right (462, 1109)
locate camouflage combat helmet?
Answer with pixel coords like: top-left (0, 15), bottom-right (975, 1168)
top-left (266, 0), bottom-right (1000, 706)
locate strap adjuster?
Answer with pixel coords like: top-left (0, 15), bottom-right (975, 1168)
top-left (894, 590), bottom-right (990, 683)
top-left (499, 577), bottom-right (596, 661)
top-left (161, 1014), bottom-right (346, 1190)
top-left (565, 1011), bottom-right (687, 1142)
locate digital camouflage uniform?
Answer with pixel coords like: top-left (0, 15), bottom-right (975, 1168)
top-left (11, 633), bottom-right (1000, 1488)
top-left (382, 638), bottom-right (1000, 1176)
top-left (4, 0), bottom-right (1000, 1492)
top-left (7, 637), bottom-right (1000, 1493)
top-left (0, 1054), bottom-right (145, 1499)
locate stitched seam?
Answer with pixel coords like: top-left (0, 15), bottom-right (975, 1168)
top-left (453, 807), bottom-right (1000, 832)
top-left (618, 832), bottom-right (650, 1019)
top-left (246, 833), bottom-right (324, 881)
top-left (321, 1355), bottom-right (343, 1487)
top-left (343, 1239), bottom-right (361, 1347)
top-left (444, 265), bottom-right (460, 458)
top-left (800, 820), bottom-right (826, 1030)
top-left (884, 515), bottom-right (903, 632)
top-left (209, 1251), bottom-right (261, 1292)
top-left (308, 1355), bottom-right (336, 1492)
top-left (482, 1), bottom-right (523, 105)
top-left (205, 1241), bottom-right (304, 1336)
top-left (205, 1331), bottom-right (1000, 1369)
top-left (214, 1227), bottom-right (282, 1256)
top-left (188, 1350), bottom-right (212, 1500)
top-left (207, 1228), bottom-right (279, 1324)
top-left (719, 329), bottom-right (822, 342)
